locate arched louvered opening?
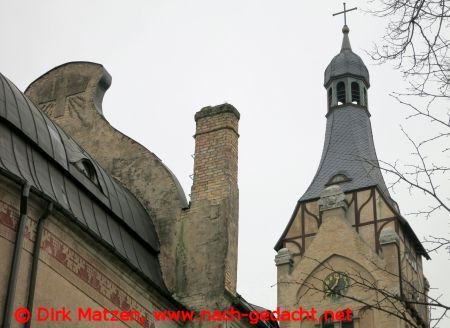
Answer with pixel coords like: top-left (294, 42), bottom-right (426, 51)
top-left (337, 82), bottom-right (346, 105)
top-left (351, 82), bottom-right (360, 104)
top-left (328, 87), bottom-right (333, 108)
top-left (364, 88), bottom-right (368, 106)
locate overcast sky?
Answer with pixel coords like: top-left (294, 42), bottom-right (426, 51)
top-left (1, 0), bottom-right (449, 326)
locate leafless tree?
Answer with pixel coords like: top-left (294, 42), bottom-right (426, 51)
top-left (365, 0), bottom-right (450, 253)
top-left (368, 0), bottom-right (450, 96)
top-left (356, 16), bottom-right (449, 314)
top-left (275, 3), bottom-right (450, 328)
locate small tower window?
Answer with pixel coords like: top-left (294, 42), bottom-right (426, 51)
top-left (74, 159), bottom-right (100, 187)
top-left (326, 173), bottom-right (351, 185)
top-left (351, 82), bottom-right (360, 104)
top-left (328, 87), bottom-right (333, 108)
top-left (364, 88), bottom-right (368, 106)
top-left (337, 82), bottom-right (346, 105)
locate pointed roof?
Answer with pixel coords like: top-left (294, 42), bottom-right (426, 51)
top-left (341, 25), bottom-right (352, 51)
top-left (324, 25), bottom-right (370, 87)
top-left (287, 102), bottom-right (429, 258)
top-left (275, 25), bottom-right (429, 260)
top-left (299, 104), bottom-right (395, 207)
top-left (302, 25), bottom-right (391, 206)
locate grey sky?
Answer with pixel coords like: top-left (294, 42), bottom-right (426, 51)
top-left (1, 0), bottom-right (448, 325)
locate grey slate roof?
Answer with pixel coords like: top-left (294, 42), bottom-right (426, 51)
top-left (0, 72), bottom-right (168, 293)
top-left (324, 25), bottom-right (370, 87)
top-left (300, 105), bottom-right (395, 207)
top-left (296, 104), bottom-right (429, 258)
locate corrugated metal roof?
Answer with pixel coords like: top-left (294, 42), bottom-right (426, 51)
top-left (0, 72), bottom-right (167, 292)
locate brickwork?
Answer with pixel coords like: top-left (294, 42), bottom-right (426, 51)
top-left (191, 106), bottom-right (239, 204)
top-left (176, 104), bottom-right (240, 315)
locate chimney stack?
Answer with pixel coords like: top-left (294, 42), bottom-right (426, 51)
top-left (191, 104), bottom-right (240, 203)
top-left (176, 104), bottom-right (240, 309)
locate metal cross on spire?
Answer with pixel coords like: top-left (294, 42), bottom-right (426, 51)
top-left (332, 2), bottom-right (357, 26)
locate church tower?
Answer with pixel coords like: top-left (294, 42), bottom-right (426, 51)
top-left (274, 24), bottom-right (430, 328)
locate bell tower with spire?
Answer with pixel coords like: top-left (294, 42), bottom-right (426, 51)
top-left (274, 12), bottom-right (430, 328)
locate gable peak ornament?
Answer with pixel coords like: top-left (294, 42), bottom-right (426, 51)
top-left (318, 185), bottom-right (347, 212)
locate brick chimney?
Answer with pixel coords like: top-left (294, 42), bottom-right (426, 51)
top-left (191, 104), bottom-right (239, 203)
top-left (176, 104), bottom-right (240, 310)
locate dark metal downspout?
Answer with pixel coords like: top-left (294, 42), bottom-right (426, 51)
top-left (2, 182), bottom-right (31, 328)
top-left (25, 202), bottom-right (53, 328)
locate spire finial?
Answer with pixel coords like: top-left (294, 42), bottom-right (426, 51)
top-left (341, 25), bottom-right (352, 51)
top-left (333, 3), bottom-right (357, 27)
top-left (333, 3), bottom-right (357, 52)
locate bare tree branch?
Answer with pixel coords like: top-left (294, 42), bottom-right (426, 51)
top-left (277, 255), bottom-right (450, 327)
top-left (367, 0), bottom-right (450, 97)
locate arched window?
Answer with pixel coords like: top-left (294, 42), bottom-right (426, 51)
top-left (337, 82), bottom-right (346, 105)
top-left (342, 311), bottom-right (354, 328)
top-left (322, 314), bottom-right (334, 328)
top-left (351, 82), bottom-right (360, 104)
top-left (326, 173), bottom-right (351, 185)
top-left (364, 88), bottom-right (368, 106)
top-left (321, 311), bottom-right (354, 328)
top-left (328, 87), bottom-right (333, 108)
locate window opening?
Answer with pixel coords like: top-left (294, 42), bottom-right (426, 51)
top-left (337, 82), bottom-right (346, 105)
top-left (351, 82), bottom-right (360, 104)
